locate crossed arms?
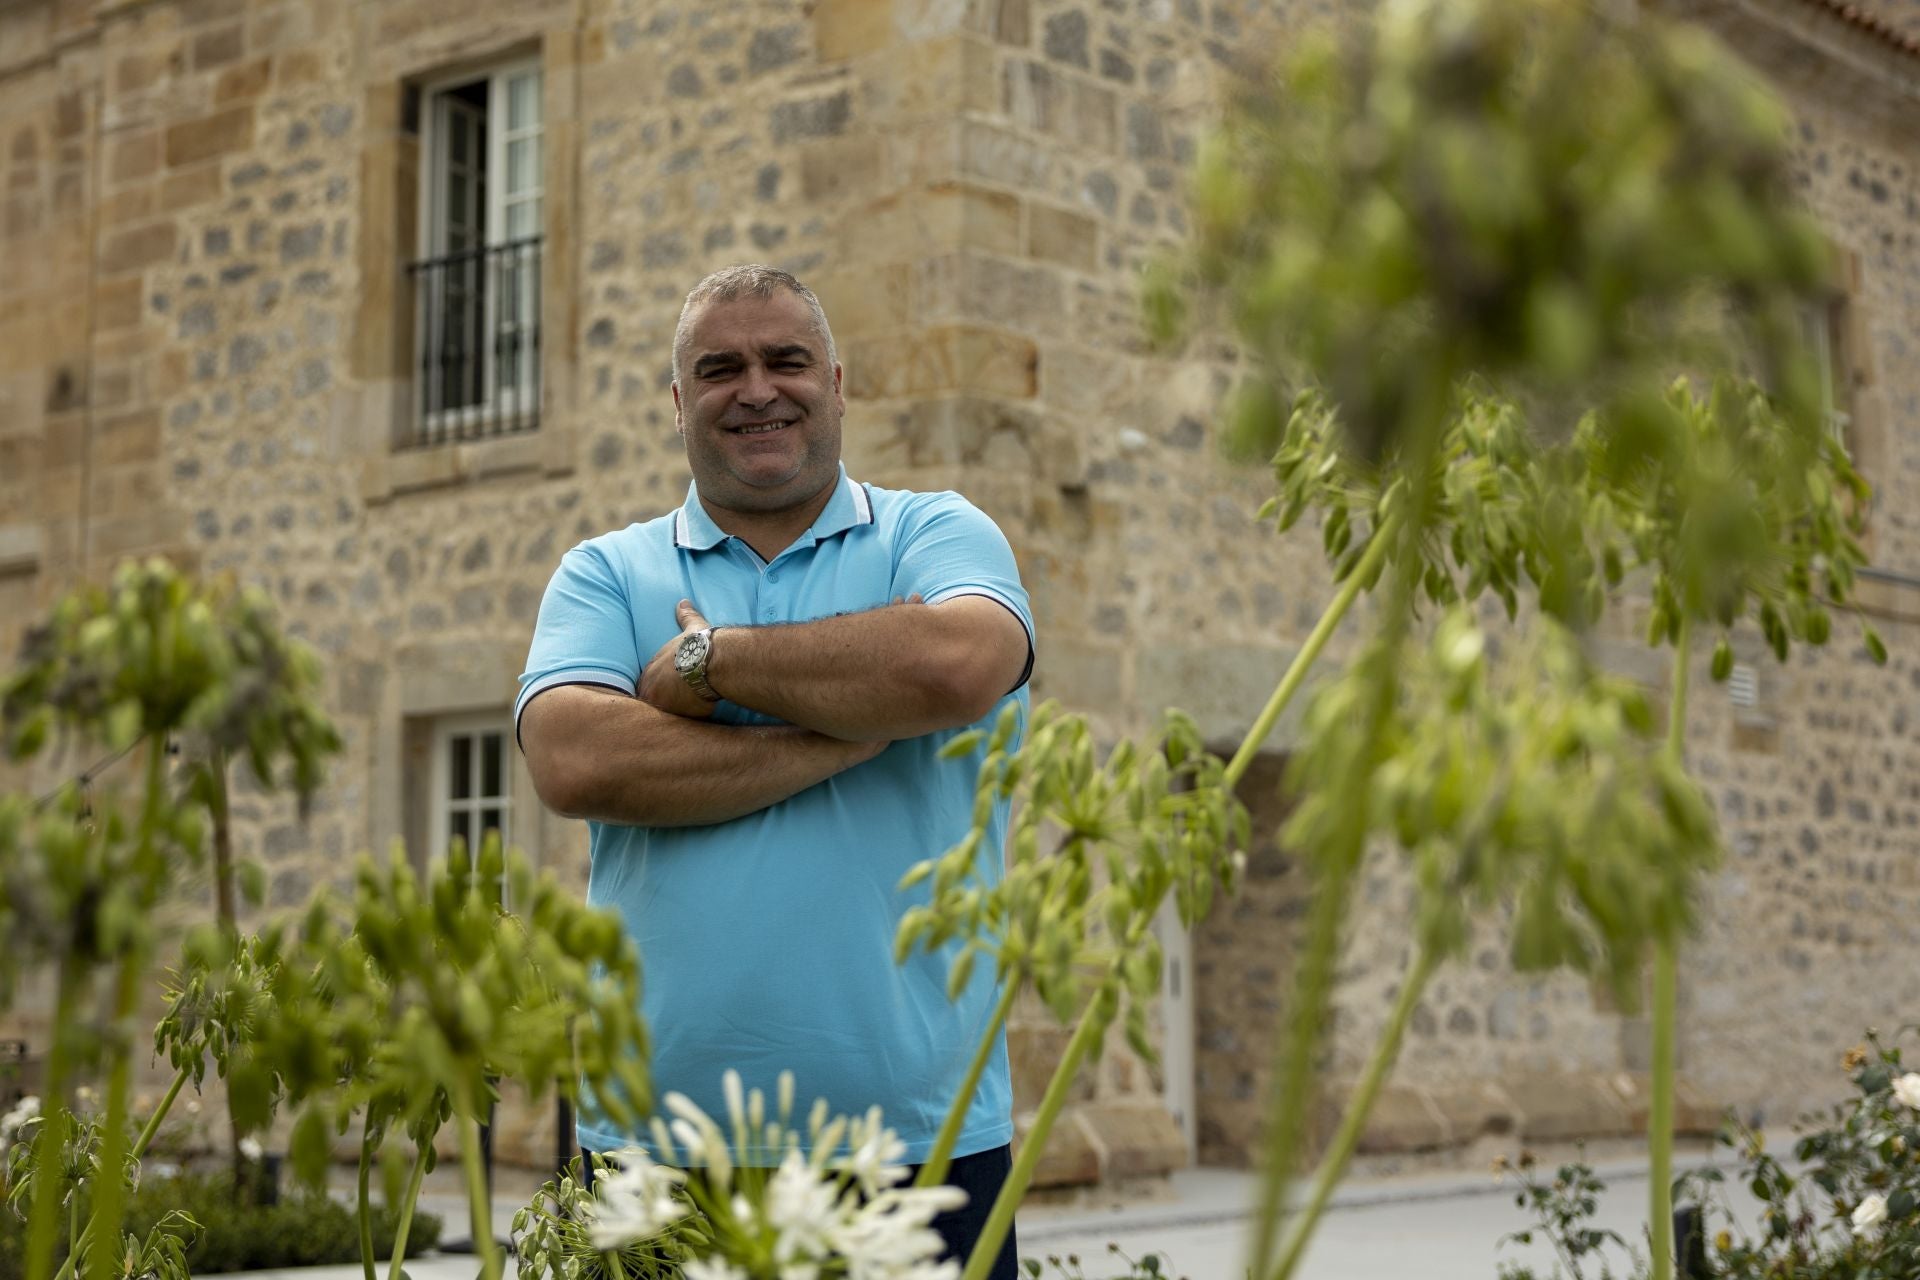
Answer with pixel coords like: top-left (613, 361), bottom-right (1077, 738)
top-left (519, 595), bottom-right (1030, 828)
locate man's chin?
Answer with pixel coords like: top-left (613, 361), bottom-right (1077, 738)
top-left (715, 466), bottom-right (833, 512)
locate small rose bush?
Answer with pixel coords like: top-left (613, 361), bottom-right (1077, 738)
top-left (1498, 1031), bottom-right (1920, 1279)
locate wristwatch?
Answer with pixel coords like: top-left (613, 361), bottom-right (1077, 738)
top-left (673, 627), bottom-right (723, 703)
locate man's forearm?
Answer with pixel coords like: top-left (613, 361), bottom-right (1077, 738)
top-left (704, 601), bottom-right (1013, 742)
top-left (521, 686), bottom-right (880, 827)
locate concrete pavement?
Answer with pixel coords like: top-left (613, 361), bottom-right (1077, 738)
top-left (209, 1141), bottom-right (1766, 1280)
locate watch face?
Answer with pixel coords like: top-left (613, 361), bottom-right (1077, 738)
top-left (674, 631), bottom-right (707, 674)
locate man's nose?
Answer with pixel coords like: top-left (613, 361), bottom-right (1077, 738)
top-left (735, 362), bottom-right (776, 408)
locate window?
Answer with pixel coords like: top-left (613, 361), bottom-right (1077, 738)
top-left (1800, 294), bottom-right (1851, 447)
top-left (409, 62), bottom-right (543, 446)
top-left (430, 712), bottom-right (512, 867)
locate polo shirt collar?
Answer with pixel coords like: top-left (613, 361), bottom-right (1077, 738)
top-left (673, 464), bottom-right (873, 552)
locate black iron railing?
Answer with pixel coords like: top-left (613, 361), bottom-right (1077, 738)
top-left (406, 236), bottom-right (542, 447)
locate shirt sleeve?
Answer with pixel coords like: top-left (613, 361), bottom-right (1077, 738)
top-left (891, 493), bottom-right (1036, 692)
top-left (515, 541), bottom-right (641, 742)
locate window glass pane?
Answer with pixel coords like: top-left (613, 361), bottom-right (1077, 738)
top-left (448, 175), bottom-right (467, 228)
top-left (450, 110), bottom-right (467, 154)
top-left (482, 734), bottom-right (503, 799)
top-left (506, 200), bottom-right (537, 240)
top-left (450, 810), bottom-right (471, 851)
top-left (508, 72), bottom-right (540, 131)
top-left (480, 807), bottom-right (502, 838)
top-left (450, 736), bottom-right (472, 800)
top-left (507, 137), bottom-right (538, 197)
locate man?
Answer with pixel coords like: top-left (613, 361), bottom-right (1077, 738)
top-left (516, 264), bottom-right (1034, 1274)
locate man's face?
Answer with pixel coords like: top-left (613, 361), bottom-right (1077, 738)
top-left (673, 291), bottom-right (844, 516)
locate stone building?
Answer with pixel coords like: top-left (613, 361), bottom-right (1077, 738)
top-left (0, 0), bottom-right (1916, 1186)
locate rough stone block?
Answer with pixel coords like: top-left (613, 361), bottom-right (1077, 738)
top-left (191, 23), bottom-right (244, 71)
top-left (1611, 1074), bottom-right (1722, 1136)
top-left (799, 135), bottom-right (883, 204)
top-left (0, 523), bottom-right (42, 576)
top-left (90, 508), bottom-right (184, 561)
top-left (809, 261), bottom-right (911, 337)
top-left (164, 105), bottom-right (252, 168)
top-left (1427, 1080), bottom-right (1519, 1143)
top-left (114, 52), bottom-right (169, 96)
top-left (160, 162), bottom-right (222, 212)
top-left (100, 186), bottom-right (157, 228)
top-left (967, 0), bottom-right (1029, 46)
top-left (928, 181), bottom-right (1021, 255)
top-left (94, 409), bottom-right (162, 466)
top-left (94, 277), bottom-right (144, 331)
top-left (815, 0), bottom-right (892, 60)
top-left (277, 49), bottom-right (323, 86)
top-left (214, 57), bottom-right (272, 104)
top-left (1080, 1102), bottom-right (1187, 1178)
top-left (1342, 1084), bottom-right (1450, 1154)
top-left (951, 327), bottom-right (1038, 398)
top-left (1027, 636), bottom-right (1123, 712)
top-left (1136, 644), bottom-right (1302, 745)
top-left (1509, 1073), bottom-right (1635, 1142)
top-left (1008, 1021), bottom-right (1093, 1113)
top-left (108, 130), bottom-right (160, 184)
top-left (99, 221), bottom-right (176, 274)
top-left (1017, 1108), bottom-right (1101, 1188)
top-left (1028, 202), bottom-right (1097, 272)
top-left (917, 251), bottom-right (1067, 332)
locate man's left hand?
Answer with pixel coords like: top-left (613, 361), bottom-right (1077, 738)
top-left (639, 600), bottom-right (721, 719)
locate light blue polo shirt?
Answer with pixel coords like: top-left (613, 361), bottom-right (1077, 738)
top-left (516, 465), bottom-right (1031, 1163)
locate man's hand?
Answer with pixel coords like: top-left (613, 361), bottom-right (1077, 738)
top-left (638, 599), bottom-right (720, 719)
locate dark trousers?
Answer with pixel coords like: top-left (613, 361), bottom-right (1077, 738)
top-left (582, 1142), bottom-right (1019, 1280)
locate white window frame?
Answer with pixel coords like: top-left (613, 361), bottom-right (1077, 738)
top-left (428, 711), bottom-right (513, 883)
top-left (414, 59), bottom-right (543, 438)
top-left (1801, 297), bottom-right (1852, 447)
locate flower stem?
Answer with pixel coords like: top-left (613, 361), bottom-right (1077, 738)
top-left (1246, 853), bottom-right (1358, 1280)
top-left (357, 1122), bottom-right (378, 1280)
top-left (1225, 511), bottom-right (1401, 789)
top-left (960, 985), bottom-right (1118, 1280)
top-left (1246, 371), bottom-right (1447, 1280)
top-left (386, 1137), bottom-right (432, 1280)
top-left (917, 977), bottom-right (1021, 1190)
top-left (85, 737), bottom-right (167, 1280)
top-left (455, 1080), bottom-right (503, 1280)
top-left (24, 958), bottom-right (83, 1280)
top-left (130, 1067), bottom-right (188, 1162)
top-left (1269, 945), bottom-right (1438, 1280)
top-left (1649, 617), bottom-right (1692, 1280)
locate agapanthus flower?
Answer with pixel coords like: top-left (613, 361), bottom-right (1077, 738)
top-left (637, 1075), bottom-right (965, 1280)
top-left (586, 1147), bottom-right (691, 1250)
top-left (0, 1095), bottom-right (40, 1159)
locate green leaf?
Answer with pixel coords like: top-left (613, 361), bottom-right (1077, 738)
top-left (1865, 628), bottom-right (1888, 665)
top-left (940, 730), bottom-right (985, 760)
top-left (1710, 638), bottom-right (1733, 682)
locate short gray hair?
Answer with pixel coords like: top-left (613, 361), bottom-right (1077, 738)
top-left (671, 264), bottom-right (838, 385)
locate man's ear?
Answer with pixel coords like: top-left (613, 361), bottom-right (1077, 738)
top-left (672, 380), bottom-right (685, 434)
top-left (832, 361), bottom-right (845, 414)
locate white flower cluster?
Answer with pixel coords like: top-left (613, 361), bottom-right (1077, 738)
top-left (0, 1095), bottom-right (40, 1159)
top-left (1853, 1192), bottom-right (1889, 1236)
top-left (1892, 1072), bottom-right (1920, 1111)
top-left (587, 1071), bottom-right (965, 1280)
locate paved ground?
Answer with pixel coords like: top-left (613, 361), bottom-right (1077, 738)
top-left (210, 1140), bottom-right (1768, 1280)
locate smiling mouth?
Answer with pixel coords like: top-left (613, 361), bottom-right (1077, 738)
top-left (729, 421), bottom-right (793, 436)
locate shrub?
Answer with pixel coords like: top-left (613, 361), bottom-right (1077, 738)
top-left (0, 1170), bottom-right (441, 1279)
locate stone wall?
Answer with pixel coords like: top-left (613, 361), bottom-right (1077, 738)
top-left (1, 0), bottom-right (1918, 1182)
